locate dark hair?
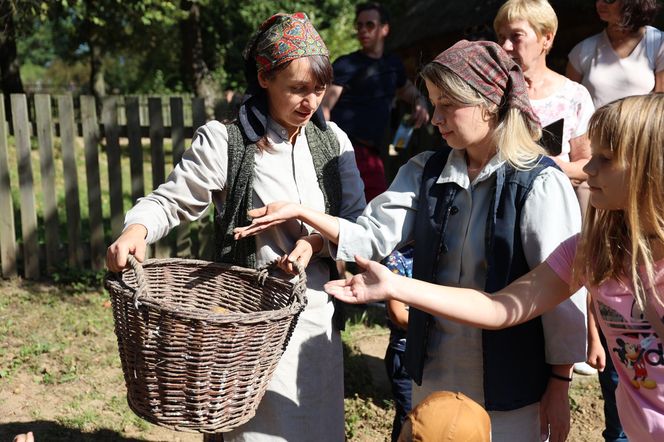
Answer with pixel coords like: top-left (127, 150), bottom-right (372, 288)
top-left (620, 0), bottom-right (661, 32)
top-left (355, 2), bottom-right (390, 24)
top-left (260, 54), bottom-right (333, 87)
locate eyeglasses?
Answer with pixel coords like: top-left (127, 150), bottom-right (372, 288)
top-left (355, 20), bottom-right (379, 31)
top-left (599, 0), bottom-right (617, 4)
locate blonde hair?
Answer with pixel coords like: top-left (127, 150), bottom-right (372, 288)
top-left (574, 93), bottom-right (664, 311)
top-left (494, 0), bottom-right (558, 38)
top-left (420, 63), bottom-right (544, 170)
top-left (494, 0), bottom-right (557, 55)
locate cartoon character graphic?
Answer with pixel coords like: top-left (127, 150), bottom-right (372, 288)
top-left (614, 339), bottom-right (657, 389)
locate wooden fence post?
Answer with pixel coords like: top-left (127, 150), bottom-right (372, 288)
top-left (148, 97), bottom-right (170, 259)
top-left (0, 95), bottom-right (17, 278)
top-left (11, 94), bottom-right (40, 278)
top-left (81, 96), bottom-right (105, 270)
top-left (102, 96), bottom-right (124, 240)
top-left (126, 97), bottom-right (144, 205)
top-left (57, 94), bottom-right (82, 268)
top-left (34, 94), bottom-right (60, 273)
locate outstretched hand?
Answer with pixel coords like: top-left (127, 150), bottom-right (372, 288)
top-left (233, 201), bottom-right (301, 240)
top-left (324, 255), bottom-right (396, 304)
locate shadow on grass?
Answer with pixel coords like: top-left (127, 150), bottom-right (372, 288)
top-left (0, 421), bottom-right (146, 441)
top-left (343, 303), bottom-right (393, 408)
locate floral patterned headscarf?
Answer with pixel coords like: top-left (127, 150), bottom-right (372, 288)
top-left (244, 12), bottom-right (329, 73)
top-left (239, 12), bottom-right (329, 142)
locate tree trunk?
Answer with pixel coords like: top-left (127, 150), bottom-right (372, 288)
top-left (180, 0), bottom-right (217, 117)
top-left (0, 1), bottom-right (24, 94)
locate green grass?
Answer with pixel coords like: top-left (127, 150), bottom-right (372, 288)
top-left (0, 280), bottom-right (395, 441)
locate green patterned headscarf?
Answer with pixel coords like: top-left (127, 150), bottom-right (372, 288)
top-left (244, 12), bottom-right (329, 73)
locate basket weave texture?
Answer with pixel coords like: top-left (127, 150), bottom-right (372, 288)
top-left (104, 256), bottom-right (307, 433)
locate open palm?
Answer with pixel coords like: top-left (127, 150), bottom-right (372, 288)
top-left (233, 201), bottom-right (300, 239)
top-left (324, 255), bottom-right (395, 304)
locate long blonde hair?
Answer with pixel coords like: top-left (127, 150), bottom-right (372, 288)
top-left (574, 93), bottom-right (664, 311)
top-left (420, 63), bottom-right (544, 170)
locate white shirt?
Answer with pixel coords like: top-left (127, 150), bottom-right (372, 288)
top-left (569, 28), bottom-right (664, 108)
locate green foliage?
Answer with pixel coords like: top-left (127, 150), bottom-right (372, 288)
top-left (12, 1), bottom-right (414, 94)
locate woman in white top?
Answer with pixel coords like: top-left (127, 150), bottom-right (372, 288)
top-left (106, 13), bottom-right (366, 442)
top-left (567, 0), bottom-right (664, 108)
top-left (494, 0), bottom-right (595, 216)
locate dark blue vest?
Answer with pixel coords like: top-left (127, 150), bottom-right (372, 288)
top-left (405, 149), bottom-right (556, 411)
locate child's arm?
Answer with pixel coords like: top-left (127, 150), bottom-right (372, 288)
top-left (325, 255), bottom-right (574, 330)
top-left (386, 300), bottom-right (409, 330)
top-left (586, 293), bottom-right (606, 371)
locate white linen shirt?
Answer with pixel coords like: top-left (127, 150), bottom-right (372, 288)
top-left (123, 118), bottom-right (366, 442)
top-left (336, 148), bottom-right (587, 408)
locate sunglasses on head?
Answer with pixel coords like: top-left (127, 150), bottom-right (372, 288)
top-left (355, 20), bottom-right (379, 31)
top-left (599, 0), bottom-right (617, 4)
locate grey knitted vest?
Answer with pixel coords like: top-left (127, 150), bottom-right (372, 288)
top-left (216, 121), bottom-right (342, 269)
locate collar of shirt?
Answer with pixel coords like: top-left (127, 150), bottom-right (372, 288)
top-left (266, 118), bottom-right (303, 144)
top-left (436, 149), bottom-right (505, 189)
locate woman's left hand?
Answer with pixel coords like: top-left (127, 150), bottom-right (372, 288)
top-left (234, 201), bottom-right (301, 239)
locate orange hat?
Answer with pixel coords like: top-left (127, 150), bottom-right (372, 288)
top-left (402, 391), bottom-right (491, 442)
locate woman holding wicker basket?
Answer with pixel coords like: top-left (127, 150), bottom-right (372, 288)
top-left (106, 12), bottom-right (366, 442)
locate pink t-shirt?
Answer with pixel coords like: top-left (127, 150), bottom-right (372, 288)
top-left (546, 234), bottom-right (664, 442)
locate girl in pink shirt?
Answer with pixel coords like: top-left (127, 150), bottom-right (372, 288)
top-left (323, 94), bottom-right (664, 442)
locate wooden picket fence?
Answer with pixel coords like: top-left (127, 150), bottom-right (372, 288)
top-left (0, 93), bottom-right (231, 280)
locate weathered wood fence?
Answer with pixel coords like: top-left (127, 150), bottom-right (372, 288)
top-left (0, 93), bottom-right (231, 280)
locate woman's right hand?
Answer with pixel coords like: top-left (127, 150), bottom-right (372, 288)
top-left (106, 224), bottom-right (148, 272)
top-left (233, 201), bottom-right (302, 239)
top-left (324, 255), bottom-right (395, 304)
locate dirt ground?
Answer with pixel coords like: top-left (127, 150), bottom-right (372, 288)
top-left (0, 281), bottom-right (605, 441)
top-left (351, 330), bottom-right (605, 442)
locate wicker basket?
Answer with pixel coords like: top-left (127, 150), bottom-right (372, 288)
top-left (104, 256), bottom-right (307, 433)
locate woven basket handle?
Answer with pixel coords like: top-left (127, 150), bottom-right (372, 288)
top-left (257, 259), bottom-right (307, 305)
top-left (126, 255), bottom-right (149, 309)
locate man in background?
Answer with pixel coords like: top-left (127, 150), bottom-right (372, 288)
top-left (322, 2), bottom-right (429, 202)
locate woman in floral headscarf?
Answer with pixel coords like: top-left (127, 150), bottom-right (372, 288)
top-left (106, 12), bottom-right (366, 442)
top-left (235, 40), bottom-right (588, 442)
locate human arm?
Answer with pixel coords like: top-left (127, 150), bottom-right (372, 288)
top-left (395, 79), bottom-right (429, 128)
top-left (277, 232), bottom-right (323, 275)
top-left (540, 367), bottom-right (572, 442)
top-left (520, 169), bottom-right (586, 441)
top-left (586, 293), bottom-right (606, 370)
top-left (655, 70), bottom-right (664, 93)
top-left (325, 255), bottom-right (574, 330)
top-left (106, 122), bottom-right (228, 270)
top-left (321, 84), bottom-right (343, 121)
top-left (553, 134), bottom-right (591, 182)
top-left (387, 299), bottom-right (408, 329)
top-left (106, 224), bottom-right (148, 272)
top-left (236, 151), bottom-right (434, 261)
